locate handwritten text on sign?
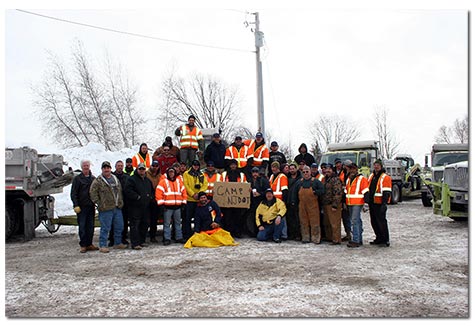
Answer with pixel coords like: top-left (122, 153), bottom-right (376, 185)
top-left (213, 182), bottom-right (251, 208)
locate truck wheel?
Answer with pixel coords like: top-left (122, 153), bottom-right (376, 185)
top-left (390, 184), bottom-right (400, 205)
top-left (421, 192), bottom-right (432, 207)
top-left (5, 206), bottom-right (19, 240)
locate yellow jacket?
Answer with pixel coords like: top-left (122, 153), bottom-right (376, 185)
top-left (183, 169), bottom-right (209, 202)
top-left (255, 198), bottom-right (287, 227)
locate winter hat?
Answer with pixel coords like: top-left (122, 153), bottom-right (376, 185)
top-left (126, 158), bottom-right (132, 163)
top-left (191, 159), bottom-right (200, 166)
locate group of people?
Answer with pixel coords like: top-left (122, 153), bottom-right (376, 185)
top-left (71, 114), bottom-right (392, 253)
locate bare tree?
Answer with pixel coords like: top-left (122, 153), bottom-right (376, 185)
top-left (435, 115), bottom-right (468, 144)
top-left (373, 107), bottom-right (400, 159)
top-left (33, 40), bottom-right (144, 150)
top-left (158, 72), bottom-right (243, 142)
top-left (309, 114), bottom-right (361, 153)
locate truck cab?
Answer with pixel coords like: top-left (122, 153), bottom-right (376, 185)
top-left (421, 143), bottom-right (468, 208)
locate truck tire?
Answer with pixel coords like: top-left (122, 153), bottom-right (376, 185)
top-left (421, 192), bottom-right (432, 207)
top-left (5, 206), bottom-right (19, 240)
top-left (390, 184), bottom-right (400, 205)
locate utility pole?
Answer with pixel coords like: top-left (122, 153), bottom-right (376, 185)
top-left (252, 12), bottom-right (265, 136)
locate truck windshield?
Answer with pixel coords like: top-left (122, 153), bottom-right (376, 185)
top-left (433, 152), bottom-right (468, 166)
top-left (319, 152), bottom-right (357, 165)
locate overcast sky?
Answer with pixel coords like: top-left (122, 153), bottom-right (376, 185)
top-left (2, 1), bottom-right (470, 164)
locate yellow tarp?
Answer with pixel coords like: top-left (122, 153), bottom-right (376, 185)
top-left (184, 228), bottom-right (239, 248)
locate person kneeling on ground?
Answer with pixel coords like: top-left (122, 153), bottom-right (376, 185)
top-left (256, 188), bottom-right (287, 243)
top-left (184, 192), bottom-right (237, 248)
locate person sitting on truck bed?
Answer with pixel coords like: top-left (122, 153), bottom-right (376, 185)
top-left (70, 159), bottom-right (98, 254)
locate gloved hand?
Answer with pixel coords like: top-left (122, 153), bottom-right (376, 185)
top-left (362, 203), bottom-right (369, 212)
top-left (73, 206), bottom-right (81, 214)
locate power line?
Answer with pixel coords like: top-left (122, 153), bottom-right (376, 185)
top-left (16, 9), bottom-right (255, 54)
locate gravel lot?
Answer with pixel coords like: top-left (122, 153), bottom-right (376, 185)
top-left (4, 199), bottom-right (469, 318)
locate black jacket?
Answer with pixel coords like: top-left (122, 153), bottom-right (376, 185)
top-left (204, 141), bottom-right (226, 169)
top-left (194, 199), bottom-right (222, 233)
top-left (70, 173), bottom-right (96, 208)
top-left (124, 171), bottom-right (155, 211)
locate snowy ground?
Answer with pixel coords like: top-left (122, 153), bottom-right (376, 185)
top-left (5, 199), bottom-right (469, 318)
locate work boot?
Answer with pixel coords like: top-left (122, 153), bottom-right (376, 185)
top-left (80, 247), bottom-right (87, 253)
top-left (341, 232), bottom-right (351, 242)
top-left (113, 243), bottom-right (128, 249)
top-left (132, 245), bottom-right (143, 250)
top-left (99, 247), bottom-right (110, 253)
top-left (346, 241), bottom-right (360, 248)
top-left (86, 244), bottom-right (99, 251)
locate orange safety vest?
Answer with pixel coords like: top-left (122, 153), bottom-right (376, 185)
top-left (317, 174), bottom-right (325, 183)
top-left (220, 171), bottom-right (247, 183)
top-left (368, 172), bottom-right (392, 204)
top-left (225, 145), bottom-right (252, 168)
top-left (132, 153), bottom-right (152, 168)
top-left (179, 125), bottom-right (203, 149)
top-left (244, 139), bottom-right (270, 166)
top-left (269, 173), bottom-right (288, 200)
top-left (345, 175), bottom-right (369, 206)
top-left (204, 172), bottom-right (220, 196)
top-left (155, 177), bottom-right (187, 206)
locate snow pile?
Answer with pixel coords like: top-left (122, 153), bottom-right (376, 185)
top-left (52, 142), bottom-right (137, 216)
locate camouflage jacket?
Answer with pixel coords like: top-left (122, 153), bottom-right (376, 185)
top-left (321, 174), bottom-right (343, 208)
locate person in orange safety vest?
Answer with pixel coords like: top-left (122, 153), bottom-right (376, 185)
top-left (224, 136), bottom-right (252, 173)
top-left (345, 162), bottom-right (369, 248)
top-left (174, 115), bottom-right (204, 167)
top-left (367, 159), bottom-right (392, 247)
top-left (243, 132), bottom-right (270, 178)
top-left (132, 143), bottom-right (152, 169)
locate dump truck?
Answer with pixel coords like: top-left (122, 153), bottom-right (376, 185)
top-left (393, 154), bottom-right (425, 199)
top-left (319, 140), bottom-right (404, 204)
top-left (420, 143), bottom-right (469, 207)
top-left (5, 147), bottom-right (74, 240)
top-left (430, 160), bottom-right (468, 220)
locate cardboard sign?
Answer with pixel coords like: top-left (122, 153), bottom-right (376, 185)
top-left (213, 181), bottom-right (251, 208)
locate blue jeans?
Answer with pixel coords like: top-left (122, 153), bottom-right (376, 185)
top-left (281, 216), bottom-right (288, 239)
top-left (77, 205), bottom-right (95, 247)
top-left (163, 207), bottom-right (183, 241)
top-left (349, 205), bottom-right (363, 244)
top-left (98, 208), bottom-right (124, 247)
top-left (257, 221), bottom-right (284, 241)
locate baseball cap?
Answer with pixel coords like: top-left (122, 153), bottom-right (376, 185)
top-left (251, 166), bottom-right (260, 172)
top-left (271, 161), bottom-right (280, 169)
top-left (334, 158), bottom-right (342, 164)
top-left (235, 136), bottom-right (242, 141)
top-left (137, 163), bottom-right (146, 169)
top-left (192, 159), bottom-right (200, 166)
top-left (207, 161), bottom-right (214, 167)
top-left (311, 163), bottom-right (318, 168)
top-left (101, 161), bottom-right (111, 168)
top-left (343, 160), bottom-right (353, 166)
top-left (151, 160), bottom-right (159, 166)
top-left (125, 158), bottom-right (132, 163)
top-left (265, 188), bottom-right (273, 194)
top-left (271, 141), bottom-right (278, 146)
top-left (212, 133), bottom-right (220, 138)
top-left (229, 159), bottom-right (238, 165)
top-left (255, 132), bottom-right (263, 138)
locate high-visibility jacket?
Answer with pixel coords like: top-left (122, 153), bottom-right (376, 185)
top-left (204, 171), bottom-right (220, 196)
top-left (155, 177), bottom-right (187, 206)
top-left (179, 125), bottom-right (203, 149)
top-left (225, 145), bottom-right (252, 168)
top-left (269, 173), bottom-right (288, 200)
top-left (345, 174), bottom-right (369, 206)
top-left (132, 153), bottom-right (152, 168)
top-left (244, 139), bottom-right (270, 166)
top-left (220, 171), bottom-right (247, 183)
top-left (183, 170), bottom-right (208, 202)
top-left (368, 172), bottom-right (392, 204)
